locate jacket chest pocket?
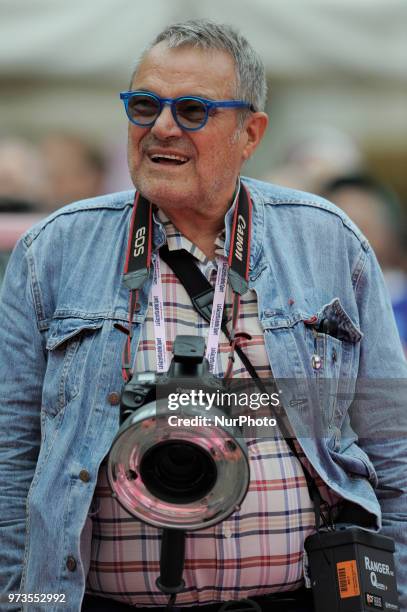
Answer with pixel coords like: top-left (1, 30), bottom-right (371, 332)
top-left (304, 299), bottom-right (363, 432)
top-left (263, 298), bottom-right (362, 431)
top-left (303, 298), bottom-right (362, 375)
top-left (43, 317), bottom-right (104, 418)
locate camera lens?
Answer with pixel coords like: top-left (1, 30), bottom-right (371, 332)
top-left (140, 441), bottom-right (217, 504)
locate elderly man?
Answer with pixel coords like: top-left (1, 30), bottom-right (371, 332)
top-left (0, 19), bottom-right (406, 612)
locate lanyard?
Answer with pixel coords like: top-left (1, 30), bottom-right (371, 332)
top-left (205, 256), bottom-right (229, 372)
top-left (150, 254), bottom-right (169, 372)
top-left (150, 253), bottom-right (229, 373)
top-left (121, 185), bottom-right (253, 381)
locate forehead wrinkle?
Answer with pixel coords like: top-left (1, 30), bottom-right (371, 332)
top-left (132, 44), bottom-right (237, 100)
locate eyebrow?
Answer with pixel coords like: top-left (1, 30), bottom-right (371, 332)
top-left (129, 88), bottom-right (218, 101)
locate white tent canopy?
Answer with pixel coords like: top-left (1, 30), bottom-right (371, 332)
top-left (1, 0), bottom-right (406, 84)
top-left (1, 0), bottom-right (406, 184)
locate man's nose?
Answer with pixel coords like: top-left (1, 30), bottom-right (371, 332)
top-left (150, 103), bottom-right (183, 138)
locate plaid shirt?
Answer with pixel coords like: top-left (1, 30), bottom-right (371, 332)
top-left (86, 209), bottom-right (340, 607)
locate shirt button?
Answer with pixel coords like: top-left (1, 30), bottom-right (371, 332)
top-left (223, 526), bottom-right (232, 538)
top-left (79, 469), bottom-right (90, 483)
top-left (107, 392), bottom-right (121, 406)
top-left (66, 556), bottom-right (77, 572)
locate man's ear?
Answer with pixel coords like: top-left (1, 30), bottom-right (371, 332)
top-left (241, 112), bottom-right (269, 161)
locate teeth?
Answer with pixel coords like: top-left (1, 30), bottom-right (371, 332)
top-left (151, 153), bottom-right (188, 163)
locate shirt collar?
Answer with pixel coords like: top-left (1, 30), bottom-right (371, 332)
top-left (154, 178), bottom-right (241, 264)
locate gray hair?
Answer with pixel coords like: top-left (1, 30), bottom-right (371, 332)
top-left (133, 19), bottom-right (267, 113)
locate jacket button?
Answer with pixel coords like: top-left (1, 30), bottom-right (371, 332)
top-left (66, 556), bottom-right (77, 572)
top-left (107, 392), bottom-right (121, 406)
top-left (311, 354), bottom-right (322, 370)
top-left (79, 469), bottom-right (90, 483)
top-left (134, 302), bottom-right (141, 312)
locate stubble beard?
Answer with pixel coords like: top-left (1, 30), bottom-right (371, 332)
top-left (127, 126), bottom-right (243, 216)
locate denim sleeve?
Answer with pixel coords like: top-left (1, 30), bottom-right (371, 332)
top-left (351, 245), bottom-right (407, 608)
top-left (0, 238), bottom-right (45, 598)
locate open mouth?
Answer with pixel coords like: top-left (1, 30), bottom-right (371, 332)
top-left (149, 153), bottom-right (189, 166)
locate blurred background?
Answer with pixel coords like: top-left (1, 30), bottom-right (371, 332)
top-left (0, 0), bottom-right (406, 348)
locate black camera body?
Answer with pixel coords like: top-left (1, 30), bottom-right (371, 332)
top-left (119, 336), bottom-right (224, 426)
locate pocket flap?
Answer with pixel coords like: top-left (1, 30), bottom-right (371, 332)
top-left (317, 298), bottom-right (362, 343)
top-left (261, 298), bottom-right (362, 341)
top-left (46, 318), bottom-right (104, 350)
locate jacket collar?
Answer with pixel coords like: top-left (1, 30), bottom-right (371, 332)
top-left (148, 175), bottom-right (265, 276)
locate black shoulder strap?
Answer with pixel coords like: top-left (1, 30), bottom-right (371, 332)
top-left (159, 244), bottom-right (260, 384)
top-left (159, 245), bottom-right (218, 326)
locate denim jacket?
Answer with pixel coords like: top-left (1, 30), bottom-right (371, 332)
top-left (0, 177), bottom-right (406, 611)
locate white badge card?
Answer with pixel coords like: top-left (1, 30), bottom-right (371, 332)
top-left (150, 255), bottom-right (168, 372)
top-left (205, 257), bottom-right (229, 373)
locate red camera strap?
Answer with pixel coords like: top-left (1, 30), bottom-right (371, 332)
top-left (120, 185), bottom-right (252, 381)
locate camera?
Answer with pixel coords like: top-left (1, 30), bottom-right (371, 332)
top-left (107, 335), bottom-right (250, 531)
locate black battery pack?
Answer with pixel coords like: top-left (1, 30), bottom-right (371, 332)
top-left (305, 527), bottom-right (399, 612)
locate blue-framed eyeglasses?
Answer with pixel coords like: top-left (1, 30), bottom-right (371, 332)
top-left (120, 90), bottom-right (255, 131)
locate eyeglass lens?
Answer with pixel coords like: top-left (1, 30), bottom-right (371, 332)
top-left (127, 94), bottom-right (208, 129)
